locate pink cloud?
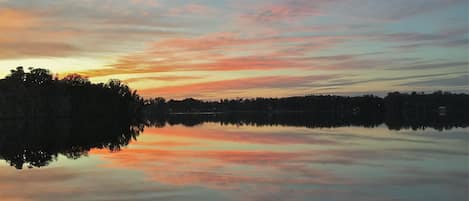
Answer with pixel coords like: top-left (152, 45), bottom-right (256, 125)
top-left (169, 4), bottom-right (216, 16)
top-left (78, 33), bottom-right (347, 77)
top-left (138, 74), bottom-right (337, 97)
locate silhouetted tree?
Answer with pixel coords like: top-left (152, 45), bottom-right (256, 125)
top-left (0, 67), bottom-right (144, 120)
top-left (5, 66), bottom-right (26, 82)
top-left (62, 73), bottom-right (91, 86)
top-left (25, 67), bottom-right (53, 86)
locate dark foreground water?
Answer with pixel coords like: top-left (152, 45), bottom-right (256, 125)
top-left (0, 121), bottom-right (468, 201)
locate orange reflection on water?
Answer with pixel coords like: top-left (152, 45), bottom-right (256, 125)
top-left (90, 124), bottom-right (469, 197)
top-left (1, 124), bottom-right (468, 201)
top-left (89, 124), bottom-right (371, 189)
top-left (91, 148), bottom-right (352, 188)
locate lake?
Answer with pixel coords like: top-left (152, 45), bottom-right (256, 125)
top-left (0, 120), bottom-right (468, 201)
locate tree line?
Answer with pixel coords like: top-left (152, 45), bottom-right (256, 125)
top-left (145, 95), bottom-right (385, 114)
top-left (145, 92), bottom-right (468, 115)
top-left (144, 91), bottom-right (469, 130)
top-left (0, 67), bottom-right (144, 120)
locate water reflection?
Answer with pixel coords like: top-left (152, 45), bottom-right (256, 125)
top-left (0, 118), bottom-right (145, 169)
top-left (0, 113), bottom-right (466, 170)
top-left (148, 112), bottom-right (468, 131)
top-left (89, 124), bottom-right (467, 201)
top-left (0, 115), bottom-right (467, 201)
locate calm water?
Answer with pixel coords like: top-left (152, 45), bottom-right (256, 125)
top-left (0, 122), bottom-right (468, 201)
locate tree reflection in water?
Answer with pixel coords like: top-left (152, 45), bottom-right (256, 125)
top-left (0, 118), bottom-right (145, 169)
top-left (146, 112), bottom-right (469, 131)
top-left (1, 111), bottom-right (467, 170)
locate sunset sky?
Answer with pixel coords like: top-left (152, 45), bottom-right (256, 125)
top-left (0, 0), bottom-right (467, 99)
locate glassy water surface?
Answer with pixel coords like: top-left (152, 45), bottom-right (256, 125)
top-left (0, 121), bottom-right (468, 201)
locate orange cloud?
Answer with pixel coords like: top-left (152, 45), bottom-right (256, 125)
top-left (132, 140), bottom-right (199, 147)
top-left (0, 8), bottom-right (82, 59)
top-left (0, 8), bottom-right (38, 29)
top-left (123, 75), bottom-right (203, 84)
top-left (0, 3), bottom-right (183, 61)
top-left (138, 74), bottom-right (337, 98)
top-left (79, 33), bottom-right (346, 78)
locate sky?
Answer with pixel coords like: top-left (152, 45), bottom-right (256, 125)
top-left (0, 0), bottom-right (468, 99)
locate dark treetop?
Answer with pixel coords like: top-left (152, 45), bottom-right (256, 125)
top-left (0, 67), bottom-right (144, 119)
